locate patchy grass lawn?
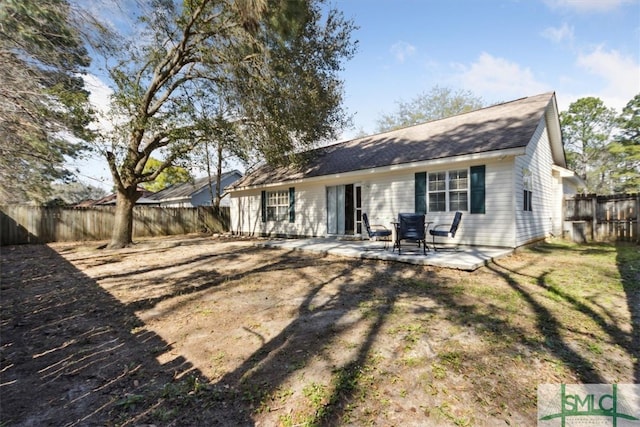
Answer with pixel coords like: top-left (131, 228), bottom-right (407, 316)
top-left (1, 236), bottom-right (638, 426)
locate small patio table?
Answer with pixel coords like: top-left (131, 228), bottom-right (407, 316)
top-left (390, 215), bottom-right (433, 253)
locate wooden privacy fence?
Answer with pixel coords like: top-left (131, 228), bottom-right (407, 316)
top-left (564, 193), bottom-right (639, 243)
top-left (0, 205), bottom-right (230, 245)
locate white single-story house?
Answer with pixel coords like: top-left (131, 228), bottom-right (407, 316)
top-left (150, 170), bottom-right (243, 207)
top-left (227, 92), bottom-right (584, 248)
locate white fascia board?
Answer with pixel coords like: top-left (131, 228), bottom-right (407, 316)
top-left (229, 147), bottom-right (526, 193)
top-left (552, 165), bottom-right (586, 187)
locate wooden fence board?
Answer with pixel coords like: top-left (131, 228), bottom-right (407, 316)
top-left (0, 206), bottom-right (229, 245)
top-left (564, 194), bottom-right (639, 243)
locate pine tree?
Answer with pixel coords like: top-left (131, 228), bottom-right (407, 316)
top-left (0, 0), bottom-right (93, 203)
top-left (561, 97), bottom-right (617, 193)
top-left (609, 94), bottom-right (640, 193)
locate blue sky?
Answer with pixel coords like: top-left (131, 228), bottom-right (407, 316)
top-left (78, 0), bottom-right (640, 189)
top-left (337, 0), bottom-right (639, 138)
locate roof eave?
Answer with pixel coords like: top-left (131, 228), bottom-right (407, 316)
top-left (552, 164), bottom-right (587, 188)
top-left (228, 147), bottom-right (526, 192)
top-left (546, 94), bottom-right (567, 168)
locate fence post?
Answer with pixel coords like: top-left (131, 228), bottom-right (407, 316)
top-left (591, 195), bottom-right (597, 242)
top-left (636, 193), bottom-right (640, 244)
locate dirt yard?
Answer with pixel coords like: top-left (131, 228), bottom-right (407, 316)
top-left (1, 234), bottom-right (638, 426)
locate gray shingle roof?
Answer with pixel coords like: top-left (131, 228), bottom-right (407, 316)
top-left (231, 92), bottom-right (555, 189)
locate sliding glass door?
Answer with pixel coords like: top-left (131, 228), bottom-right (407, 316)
top-left (326, 184), bottom-right (361, 235)
top-left (326, 185), bottom-right (345, 235)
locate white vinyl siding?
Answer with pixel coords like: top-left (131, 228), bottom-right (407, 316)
top-left (230, 159), bottom-right (518, 247)
top-left (363, 171), bottom-right (413, 225)
top-left (230, 184), bottom-right (328, 237)
top-left (230, 191), bottom-right (262, 236)
top-left (363, 161), bottom-right (515, 247)
top-left (295, 185), bottom-right (327, 236)
top-left (463, 160), bottom-right (515, 247)
top-left (515, 116), bottom-right (555, 246)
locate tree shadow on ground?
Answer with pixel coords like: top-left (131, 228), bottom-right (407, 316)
top-left (3, 240), bottom-right (635, 426)
top-left (184, 245), bottom-right (630, 425)
top-left (489, 241), bottom-right (639, 385)
top-left (196, 246), bottom-right (611, 425)
top-left (203, 257), bottom-right (401, 425)
top-left (1, 242), bottom-right (399, 426)
top-left (486, 262), bottom-right (607, 384)
top-left (616, 243), bottom-right (640, 383)
top-left (0, 244), bottom-right (206, 426)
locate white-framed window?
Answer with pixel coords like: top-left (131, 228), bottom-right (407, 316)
top-left (428, 172), bottom-right (446, 212)
top-left (448, 169), bottom-right (468, 211)
top-left (523, 169), bottom-right (533, 211)
top-left (266, 190), bottom-right (289, 221)
top-left (428, 169), bottom-right (468, 212)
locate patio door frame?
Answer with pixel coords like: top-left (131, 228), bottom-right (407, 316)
top-left (326, 183), bottom-right (362, 236)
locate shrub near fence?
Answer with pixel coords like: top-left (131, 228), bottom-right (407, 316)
top-left (564, 193), bottom-right (639, 243)
top-left (0, 205), bottom-right (230, 245)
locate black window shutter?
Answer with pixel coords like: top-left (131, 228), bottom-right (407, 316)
top-left (470, 165), bottom-right (486, 214)
top-left (415, 172), bottom-right (427, 214)
top-left (261, 190), bottom-right (266, 222)
top-left (289, 187), bottom-right (295, 223)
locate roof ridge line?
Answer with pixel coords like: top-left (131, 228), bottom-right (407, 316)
top-left (329, 91), bottom-right (555, 148)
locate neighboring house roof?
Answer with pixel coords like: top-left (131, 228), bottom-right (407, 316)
top-left (149, 170), bottom-right (243, 203)
top-left (76, 187), bottom-right (157, 206)
top-left (230, 92), bottom-right (564, 190)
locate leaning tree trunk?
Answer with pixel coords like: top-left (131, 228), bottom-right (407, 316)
top-left (107, 186), bottom-right (140, 249)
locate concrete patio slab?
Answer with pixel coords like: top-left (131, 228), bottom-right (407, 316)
top-left (256, 238), bottom-right (514, 271)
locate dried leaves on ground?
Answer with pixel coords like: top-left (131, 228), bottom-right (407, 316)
top-left (1, 235), bottom-right (638, 426)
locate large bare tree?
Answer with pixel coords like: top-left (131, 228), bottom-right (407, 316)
top-left (94, 0), bottom-right (356, 248)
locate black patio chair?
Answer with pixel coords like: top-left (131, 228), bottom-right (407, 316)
top-left (393, 213), bottom-right (428, 255)
top-left (362, 213), bottom-right (392, 249)
top-left (429, 211), bottom-right (463, 251)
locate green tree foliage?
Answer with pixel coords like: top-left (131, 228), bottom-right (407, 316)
top-left (375, 86), bottom-right (485, 133)
top-left (47, 182), bottom-right (107, 205)
top-left (233, 0), bottom-right (357, 163)
top-left (560, 97), bottom-right (617, 194)
top-left (0, 0), bottom-right (93, 203)
top-left (140, 158), bottom-right (192, 192)
top-left (96, 0), bottom-right (356, 248)
top-left (608, 94), bottom-right (640, 194)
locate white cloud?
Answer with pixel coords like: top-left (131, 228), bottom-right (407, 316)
top-left (576, 46), bottom-right (640, 110)
top-left (83, 73), bottom-right (113, 116)
top-left (541, 23), bottom-right (574, 43)
top-left (390, 41), bottom-right (416, 63)
top-left (74, 74), bottom-right (115, 189)
top-left (453, 53), bottom-right (550, 101)
top-left (544, 0), bottom-right (633, 12)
